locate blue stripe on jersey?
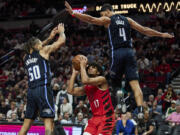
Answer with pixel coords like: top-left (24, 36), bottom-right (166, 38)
top-left (43, 60), bottom-right (47, 84)
top-left (44, 85), bottom-right (55, 113)
top-left (43, 60), bottom-right (54, 113)
top-left (108, 27), bottom-right (114, 70)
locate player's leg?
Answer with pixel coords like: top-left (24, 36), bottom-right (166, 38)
top-left (19, 89), bottom-right (37, 135)
top-left (96, 115), bottom-right (115, 135)
top-left (38, 85), bottom-right (55, 135)
top-left (109, 49), bottom-right (125, 91)
top-left (125, 49), bottom-right (144, 118)
top-left (43, 118), bottom-right (54, 135)
top-left (18, 119), bottom-right (34, 135)
top-left (83, 117), bottom-right (98, 135)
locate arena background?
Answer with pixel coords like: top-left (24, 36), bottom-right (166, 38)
top-left (0, 0), bottom-right (180, 135)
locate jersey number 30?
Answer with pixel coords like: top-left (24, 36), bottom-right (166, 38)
top-left (119, 28), bottom-right (127, 41)
top-left (28, 65), bottom-right (41, 81)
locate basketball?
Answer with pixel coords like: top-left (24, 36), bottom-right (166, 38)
top-left (72, 55), bottom-right (87, 70)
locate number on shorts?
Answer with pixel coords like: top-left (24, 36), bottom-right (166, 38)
top-left (28, 65), bottom-right (41, 81)
top-left (119, 28), bottom-right (127, 41)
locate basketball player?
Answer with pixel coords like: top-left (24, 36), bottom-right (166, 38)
top-left (65, 1), bottom-right (174, 118)
top-left (67, 57), bottom-right (115, 135)
top-left (18, 23), bottom-right (66, 135)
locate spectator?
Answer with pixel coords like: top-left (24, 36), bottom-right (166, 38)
top-left (137, 55), bottom-right (150, 70)
top-left (75, 112), bottom-right (87, 125)
top-left (56, 83), bottom-right (73, 106)
top-left (176, 93), bottom-right (180, 105)
top-left (0, 100), bottom-right (9, 115)
top-left (74, 100), bottom-right (88, 117)
top-left (153, 88), bottom-right (163, 114)
top-left (156, 59), bottom-right (171, 84)
top-left (166, 102), bottom-right (180, 126)
top-left (6, 101), bottom-right (17, 119)
top-left (116, 113), bottom-right (137, 135)
top-left (161, 85), bottom-right (177, 113)
top-left (165, 100), bottom-right (177, 118)
top-left (147, 95), bottom-right (154, 110)
top-left (60, 97), bottom-right (72, 116)
top-left (61, 112), bottom-right (72, 124)
top-left (137, 110), bottom-right (155, 135)
top-left (7, 113), bottom-right (19, 122)
top-left (0, 113), bottom-right (6, 121)
top-left (17, 103), bottom-right (25, 121)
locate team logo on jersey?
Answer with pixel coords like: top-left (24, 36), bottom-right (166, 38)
top-left (43, 108), bottom-right (52, 114)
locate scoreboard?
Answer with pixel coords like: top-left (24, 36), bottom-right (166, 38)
top-left (95, 0), bottom-right (180, 14)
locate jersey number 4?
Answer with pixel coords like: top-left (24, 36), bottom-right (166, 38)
top-left (119, 28), bottom-right (127, 41)
top-left (28, 65), bottom-right (41, 81)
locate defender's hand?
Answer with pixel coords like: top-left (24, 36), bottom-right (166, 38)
top-left (49, 27), bottom-right (58, 39)
top-left (65, 1), bottom-right (73, 15)
top-left (58, 23), bottom-right (65, 33)
top-left (161, 33), bottom-right (174, 38)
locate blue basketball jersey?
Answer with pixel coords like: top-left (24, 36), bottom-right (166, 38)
top-left (108, 14), bottom-right (132, 49)
top-left (24, 51), bottom-right (52, 88)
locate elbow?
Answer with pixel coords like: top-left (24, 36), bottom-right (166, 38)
top-left (82, 79), bottom-right (89, 85)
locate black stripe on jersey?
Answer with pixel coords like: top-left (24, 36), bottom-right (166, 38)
top-left (102, 92), bottom-right (108, 99)
top-left (103, 97), bottom-right (109, 105)
top-left (103, 127), bottom-right (112, 131)
top-left (104, 123), bottom-right (112, 126)
top-left (106, 109), bottom-right (113, 117)
top-left (105, 103), bottom-right (110, 110)
top-left (105, 118), bottom-right (113, 122)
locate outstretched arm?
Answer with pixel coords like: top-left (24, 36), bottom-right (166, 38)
top-left (127, 17), bottom-right (174, 38)
top-left (42, 27), bottom-right (58, 46)
top-left (67, 67), bottom-right (85, 96)
top-left (79, 57), bottom-right (106, 86)
top-left (43, 23), bottom-right (66, 54)
top-left (65, 1), bottom-right (110, 26)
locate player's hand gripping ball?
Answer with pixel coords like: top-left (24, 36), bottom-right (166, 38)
top-left (72, 55), bottom-right (87, 71)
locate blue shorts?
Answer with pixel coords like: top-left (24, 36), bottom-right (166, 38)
top-left (110, 48), bottom-right (139, 82)
top-left (25, 85), bottom-right (55, 119)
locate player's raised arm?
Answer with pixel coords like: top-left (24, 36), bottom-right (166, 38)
top-left (65, 1), bottom-right (110, 26)
top-left (43, 23), bottom-right (66, 54)
top-left (42, 27), bottom-right (58, 46)
top-left (127, 17), bottom-right (174, 38)
top-left (67, 67), bottom-right (86, 96)
top-left (79, 57), bottom-right (106, 86)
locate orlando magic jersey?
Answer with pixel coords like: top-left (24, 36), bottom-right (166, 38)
top-left (108, 14), bottom-right (132, 49)
top-left (24, 51), bottom-right (52, 88)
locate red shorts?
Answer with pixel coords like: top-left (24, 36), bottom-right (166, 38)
top-left (83, 114), bottom-right (115, 135)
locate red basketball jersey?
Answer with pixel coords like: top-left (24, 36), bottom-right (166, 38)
top-left (85, 85), bottom-right (114, 116)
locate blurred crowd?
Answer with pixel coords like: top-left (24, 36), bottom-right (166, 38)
top-left (0, 4), bottom-right (180, 135)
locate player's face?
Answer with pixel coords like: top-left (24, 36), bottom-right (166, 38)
top-left (88, 66), bottom-right (99, 77)
top-left (100, 10), bottom-right (112, 17)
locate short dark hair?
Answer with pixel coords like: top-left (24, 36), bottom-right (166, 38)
top-left (101, 4), bottom-right (113, 12)
top-left (24, 37), bottom-right (39, 54)
top-left (87, 62), bottom-right (104, 76)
